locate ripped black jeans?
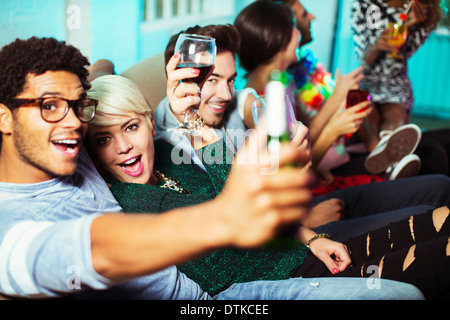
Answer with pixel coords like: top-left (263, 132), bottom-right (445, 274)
top-left (294, 206), bottom-right (450, 299)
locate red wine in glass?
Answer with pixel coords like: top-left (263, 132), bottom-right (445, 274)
top-left (177, 63), bottom-right (214, 86)
top-left (344, 89), bottom-right (370, 139)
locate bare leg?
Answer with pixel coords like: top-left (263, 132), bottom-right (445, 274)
top-left (358, 103), bottom-right (407, 152)
top-left (379, 102), bottom-right (406, 132)
top-left (358, 104), bottom-right (381, 152)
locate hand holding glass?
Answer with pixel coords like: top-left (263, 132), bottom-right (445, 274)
top-left (344, 89), bottom-right (370, 139)
top-left (168, 34), bottom-right (216, 135)
top-left (386, 22), bottom-right (407, 59)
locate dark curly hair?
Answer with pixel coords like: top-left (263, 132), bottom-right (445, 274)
top-left (0, 37), bottom-right (91, 109)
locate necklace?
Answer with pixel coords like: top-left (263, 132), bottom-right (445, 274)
top-left (153, 170), bottom-right (191, 195)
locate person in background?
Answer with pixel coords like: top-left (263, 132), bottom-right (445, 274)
top-left (351, 0), bottom-right (446, 177)
top-left (236, 1), bottom-right (372, 173)
top-left (267, 0), bottom-right (449, 183)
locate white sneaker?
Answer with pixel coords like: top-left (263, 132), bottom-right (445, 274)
top-left (387, 154), bottom-right (422, 180)
top-left (365, 124), bottom-right (422, 174)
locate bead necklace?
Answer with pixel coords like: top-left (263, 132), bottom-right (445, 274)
top-left (154, 170), bottom-right (191, 195)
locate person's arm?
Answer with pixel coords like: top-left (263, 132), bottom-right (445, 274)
top-left (311, 101), bottom-right (371, 167)
top-left (297, 226), bottom-right (351, 274)
top-left (307, 94), bottom-right (342, 142)
top-left (307, 67), bottom-right (364, 142)
top-left (349, 1), bottom-right (398, 67)
top-left (362, 31), bottom-right (402, 66)
top-left (87, 59), bottom-right (115, 82)
top-left (90, 203), bottom-right (232, 281)
top-left (91, 128), bottom-right (312, 282)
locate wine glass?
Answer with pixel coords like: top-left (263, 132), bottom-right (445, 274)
top-left (344, 89), bottom-right (371, 139)
top-left (168, 34), bottom-right (216, 135)
top-left (251, 94), bottom-right (297, 137)
top-left (251, 95), bottom-right (266, 127)
top-left (386, 22), bottom-right (408, 59)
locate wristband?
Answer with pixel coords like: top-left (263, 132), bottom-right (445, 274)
top-left (305, 233), bottom-right (331, 248)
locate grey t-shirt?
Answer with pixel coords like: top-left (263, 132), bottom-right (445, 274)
top-left (0, 149), bottom-right (209, 300)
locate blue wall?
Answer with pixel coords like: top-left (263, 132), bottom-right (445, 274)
top-left (408, 32), bottom-right (450, 119)
top-left (90, 0), bottom-right (143, 74)
top-left (0, 0), bottom-right (65, 45)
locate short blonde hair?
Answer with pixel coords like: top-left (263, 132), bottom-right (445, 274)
top-left (87, 75), bottom-right (153, 127)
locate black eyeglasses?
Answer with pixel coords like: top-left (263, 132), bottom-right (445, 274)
top-left (10, 97), bottom-right (98, 123)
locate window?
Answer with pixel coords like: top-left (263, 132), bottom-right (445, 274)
top-left (144, 0), bottom-right (205, 22)
top-left (141, 0), bottom-right (236, 32)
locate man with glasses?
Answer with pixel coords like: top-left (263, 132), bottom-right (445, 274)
top-left (7, 97), bottom-right (97, 154)
top-left (1, 36), bottom-right (420, 300)
top-left (10, 96), bottom-right (97, 123)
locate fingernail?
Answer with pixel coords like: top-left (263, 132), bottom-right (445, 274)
top-left (173, 52), bottom-right (180, 58)
top-left (332, 268), bottom-right (339, 274)
top-left (192, 69), bottom-right (200, 75)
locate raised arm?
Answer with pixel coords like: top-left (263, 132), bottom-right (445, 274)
top-left (311, 100), bottom-right (371, 167)
top-left (307, 67), bottom-right (364, 142)
top-left (91, 127), bottom-right (312, 281)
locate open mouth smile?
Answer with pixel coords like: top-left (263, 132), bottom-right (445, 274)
top-left (207, 102), bottom-right (228, 113)
top-left (118, 155), bottom-right (144, 177)
top-left (51, 139), bottom-right (80, 155)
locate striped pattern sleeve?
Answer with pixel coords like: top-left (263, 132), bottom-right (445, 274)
top-left (0, 215), bottom-right (114, 298)
top-left (0, 221), bottom-right (54, 297)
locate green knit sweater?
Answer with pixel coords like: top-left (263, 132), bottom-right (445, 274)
top-left (109, 139), bottom-right (309, 296)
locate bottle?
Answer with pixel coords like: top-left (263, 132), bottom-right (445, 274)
top-left (263, 70), bottom-right (301, 250)
top-left (265, 70), bottom-right (291, 155)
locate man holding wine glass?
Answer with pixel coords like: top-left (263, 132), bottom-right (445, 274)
top-left (154, 24), bottom-right (248, 160)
